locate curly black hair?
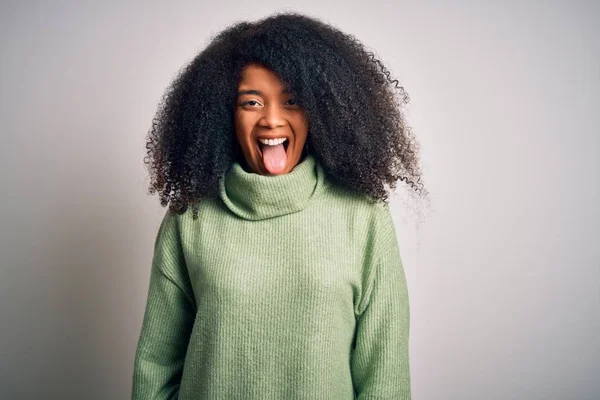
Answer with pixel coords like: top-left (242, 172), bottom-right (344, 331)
top-left (144, 11), bottom-right (428, 220)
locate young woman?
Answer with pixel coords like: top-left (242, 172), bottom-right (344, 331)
top-left (132, 11), bottom-right (427, 400)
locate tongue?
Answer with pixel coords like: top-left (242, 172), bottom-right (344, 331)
top-left (262, 143), bottom-right (287, 174)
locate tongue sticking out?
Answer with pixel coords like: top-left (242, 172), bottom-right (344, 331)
top-left (262, 143), bottom-right (288, 175)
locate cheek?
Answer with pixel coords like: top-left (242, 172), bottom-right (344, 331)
top-left (291, 118), bottom-right (309, 137)
top-left (289, 112), bottom-right (309, 134)
top-left (234, 114), bottom-right (254, 136)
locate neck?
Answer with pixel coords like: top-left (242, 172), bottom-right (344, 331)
top-left (218, 153), bottom-right (329, 220)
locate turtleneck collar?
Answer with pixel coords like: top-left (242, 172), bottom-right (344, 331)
top-left (218, 154), bottom-right (328, 220)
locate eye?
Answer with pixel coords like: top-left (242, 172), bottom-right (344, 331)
top-left (241, 100), bottom-right (262, 107)
top-left (285, 98), bottom-right (299, 106)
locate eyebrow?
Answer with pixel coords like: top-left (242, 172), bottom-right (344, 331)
top-left (237, 88), bottom-right (292, 97)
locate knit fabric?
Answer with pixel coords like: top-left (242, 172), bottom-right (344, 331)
top-left (132, 154), bottom-right (411, 399)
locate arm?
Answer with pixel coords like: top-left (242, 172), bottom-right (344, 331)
top-left (351, 205), bottom-right (412, 399)
top-left (132, 210), bottom-right (197, 400)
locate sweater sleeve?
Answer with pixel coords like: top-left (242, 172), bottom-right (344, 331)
top-left (351, 205), bottom-right (412, 399)
top-left (132, 210), bottom-right (197, 400)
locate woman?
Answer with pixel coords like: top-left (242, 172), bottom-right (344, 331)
top-left (132, 11), bottom-right (427, 400)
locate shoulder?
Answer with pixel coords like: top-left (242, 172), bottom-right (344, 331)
top-left (316, 182), bottom-right (397, 252)
top-left (321, 181), bottom-right (392, 223)
top-left (154, 208), bottom-right (182, 249)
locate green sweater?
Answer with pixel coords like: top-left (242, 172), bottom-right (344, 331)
top-left (132, 154), bottom-right (411, 399)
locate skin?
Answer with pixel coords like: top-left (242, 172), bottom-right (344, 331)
top-left (234, 63), bottom-right (309, 175)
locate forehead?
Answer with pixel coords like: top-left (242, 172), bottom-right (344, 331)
top-left (238, 64), bottom-right (288, 92)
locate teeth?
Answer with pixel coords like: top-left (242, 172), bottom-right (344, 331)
top-left (258, 137), bottom-right (287, 146)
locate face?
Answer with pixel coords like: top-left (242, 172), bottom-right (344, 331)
top-left (234, 63), bottom-right (309, 175)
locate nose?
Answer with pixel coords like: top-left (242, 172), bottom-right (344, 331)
top-left (258, 104), bottom-right (286, 129)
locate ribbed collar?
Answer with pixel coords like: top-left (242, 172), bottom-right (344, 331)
top-left (218, 154), bottom-right (327, 220)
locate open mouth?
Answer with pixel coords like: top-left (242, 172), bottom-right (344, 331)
top-left (257, 139), bottom-right (290, 157)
